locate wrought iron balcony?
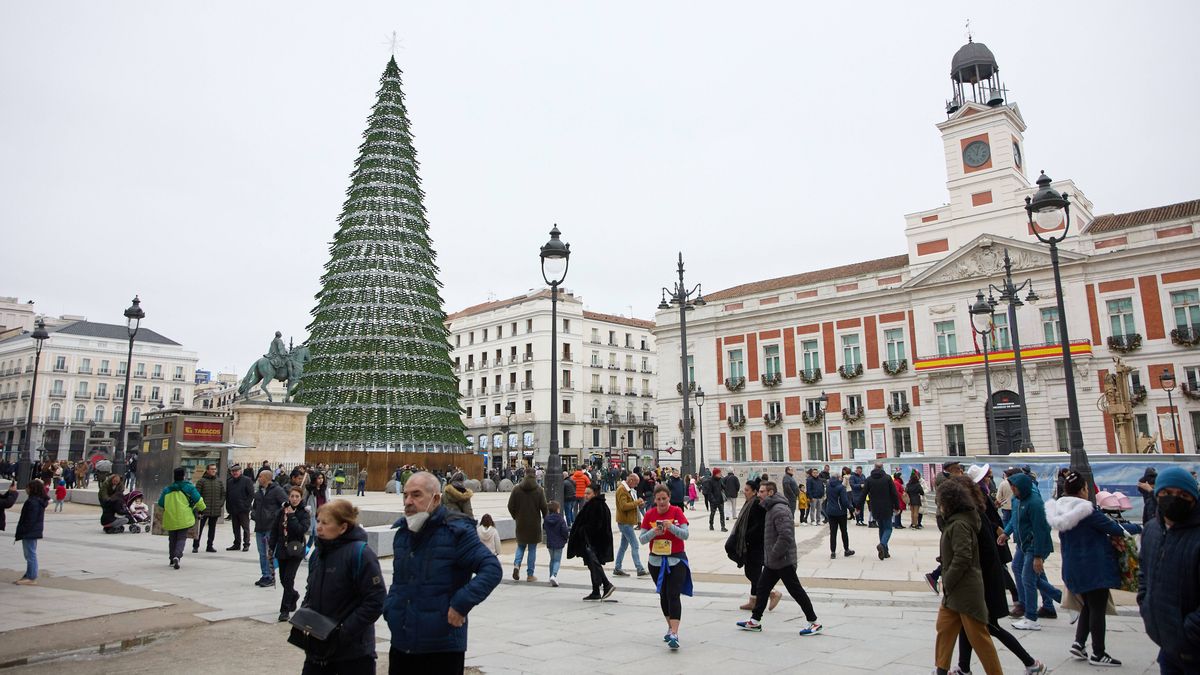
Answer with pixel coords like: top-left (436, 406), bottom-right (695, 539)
top-left (838, 363), bottom-right (864, 379)
top-left (882, 359), bottom-right (908, 376)
top-left (761, 372), bottom-right (782, 388)
top-left (78, 368), bottom-right (92, 375)
top-left (48, 391), bottom-right (66, 399)
top-left (763, 412), bottom-right (783, 428)
top-left (75, 392), bottom-right (91, 400)
top-left (799, 368), bottom-right (822, 384)
top-left (724, 376), bottom-right (746, 392)
top-left (886, 402), bottom-right (910, 420)
top-left (1170, 324), bottom-right (1200, 347)
top-left (590, 386), bottom-right (604, 393)
top-left (801, 409), bottom-right (824, 426)
top-left (676, 381), bottom-right (696, 395)
top-left (1130, 385), bottom-right (1147, 406)
top-left (98, 369), bottom-right (111, 376)
top-left (1182, 383), bottom-right (1200, 401)
top-left (727, 414), bottom-right (747, 430)
top-left (1106, 333), bottom-right (1142, 353)
top-left (522, 382), bottom-right (534, 390)
top-left (524, 353), bottom-right (534, 362)
top-left (841, 407), bottom-right (865, 423)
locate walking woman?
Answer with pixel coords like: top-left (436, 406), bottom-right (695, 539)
top-left (824, 472), bottom-right (855, 559)
top-left (1045, 471), bottom-right (1142, 667)
top-left (640, 484), bottom-right (692, 650)
top-left (953, 475), bottom-right (1046, 675)
top-left (725, 483), bottom-right (779, 611)
top-left (933, 476), bottom-right (1002, 675)
top-left (275, 486), bottom-right (311, 622)
top-left (14, 479), bottom-right (48, 585)
top-left (305, 472), bottom-right (328, 551)
top-left (906, 470), bottom-right (925, 529)
top-left (567, 485), bottom-right (615, 601)
top-left (293, 500), bottom-right (385, 674)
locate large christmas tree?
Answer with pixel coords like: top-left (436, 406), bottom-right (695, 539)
top-left (298, 56), bottom-right (465, 452)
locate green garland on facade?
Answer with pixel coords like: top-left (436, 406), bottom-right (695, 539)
top-left (297, 57), bottom-right (466, 451)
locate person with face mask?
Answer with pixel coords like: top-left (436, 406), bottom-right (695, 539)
top-left (1137, 467), bottom-right (1200, 674)
top-left (383, 472), bottom-right (501, 674)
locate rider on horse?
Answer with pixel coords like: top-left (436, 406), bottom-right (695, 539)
top-left (266, 331), bottom-right (290, 380)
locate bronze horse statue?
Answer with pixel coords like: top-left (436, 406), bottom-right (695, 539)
top-left (238, 343), bottom-right (311, 403)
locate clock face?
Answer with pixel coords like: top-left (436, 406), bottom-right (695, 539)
top-left (963, 140), bottom-right (991, 168)
top-left (1013, 142), bottom-right (1023, 168)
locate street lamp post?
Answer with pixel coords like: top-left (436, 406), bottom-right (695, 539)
top-left (114, 296), bottom-right (144, 483)
top-left (970, 290), bottom-right (1000, 455)
top-left (1160, 368), bottom-right (1182, 452)
top-left (659, 253), bottom-right (705, 478)
top-left (17, 319), bottom-right (50, 487)
top-left (695, 388), bottom-right (707, 475)
top-left (605, 404), bottom-right (616, 469)
top-left (1026, 171), bottom-right (1093, 488)
top-left (988, 249), bottom-right (1039, 451)
top-left (540, 227), bottom-right (570, 505)
top-left (499, 401), bottom-right (515, 474)
top-left (819, 391), bottom-right (829, 462)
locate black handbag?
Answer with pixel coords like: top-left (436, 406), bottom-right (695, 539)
top-left (287, 608), bottom-right (340, 660)
top-left (278, 509), bottom-right (306, 559)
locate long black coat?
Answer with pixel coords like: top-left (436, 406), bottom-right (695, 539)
top-left (567, 494), bottom-right (614, 563)
top-left (864, 468), bottom-right (899, 520)
top-left (974, 506), bottom-right (1010, 622)
top-left (0, 487), bottom-right (17, 531)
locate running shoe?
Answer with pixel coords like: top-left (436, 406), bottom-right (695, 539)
top-left (666, 633), bottom-right (680, 650)
top-left (798, 622), bottom-right (822, 636)
top-left (736, 618), bottom-right (762, 632)
top-left (924, 573), bottom-right (940, 594)
top-left (1024, 660), bottom-right (1046, 674)
top-left (1088, 653), bottom-right (1121, 667)
top-left (1010, 618), bottom-right (1041, 631)
top-left (1068, 642), bottom-right (1087, 660)
top-left (601, 583), bottom-right (616, 600)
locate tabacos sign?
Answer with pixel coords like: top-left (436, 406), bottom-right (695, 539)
top-left (182, 421), bottom-right (224, 442)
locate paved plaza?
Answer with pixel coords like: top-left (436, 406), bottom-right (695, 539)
top-left (0, 490), bottom-right (1163, 673)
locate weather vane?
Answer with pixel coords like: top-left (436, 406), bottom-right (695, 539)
top-left (965, 19), bottom-right (972, 42)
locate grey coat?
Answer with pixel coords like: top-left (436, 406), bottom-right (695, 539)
top-left (762, 493), bottom-right (797, 569)
top-left (782, 473), bottom-right (800, 512)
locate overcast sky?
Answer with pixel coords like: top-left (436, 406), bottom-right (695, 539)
top-left (3, 2), bottom-right (1197, 374)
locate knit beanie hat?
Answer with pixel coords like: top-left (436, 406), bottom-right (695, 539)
top-left (1154, 467), bottom-right (1199, 500)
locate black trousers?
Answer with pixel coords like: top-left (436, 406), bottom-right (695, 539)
top-left (828, 515), bottom-right (850, 553)
top-left (302, 655), bottom-right (376, 675)
top-left (389, 649), bottom-right (463, 675)
top-left (582, 547), bottom-right (609, 593)
top-left (958, 620), bottom-right (1035, 669)
top-left (708, 503), bottom-right (725, 529)
top-left (752, 564), bottom-right (816, 622)
top-left (743, 550), bottom-right (763, 596)
top-left (1075, 588), bottom-right (1110, 655)
top-left (649, 562), bottom-right (685, 620)
top-left (194, 515), bottom-right (219, 548)
top-left (230, 511), bottom-right (251, 547)
top-left (279, 556), bottom-right (303, 613)
top-left (167, 529), bottom-right (188, 561)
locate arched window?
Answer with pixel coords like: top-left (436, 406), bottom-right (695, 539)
top-left (131, 407), bottom-right (141, 424)
top-left (478, 434), bottom-right (489, 450)
top-left (49, 404), bottom-right (61, 421)
top-left (94, 406), bottom-right (105, 423)
top-left (492, 433), bottom-right (503, 449)
top-left (74, 405), bottom-right (86, 422)
top-left (113, 407), bottom-right (123, 423)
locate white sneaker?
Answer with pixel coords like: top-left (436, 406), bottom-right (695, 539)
top-left (1010, 617), bottom-right (1041, 631)
top-left (550, 576), bottom-right (559, 587)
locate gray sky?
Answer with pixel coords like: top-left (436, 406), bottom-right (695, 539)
top-left (3, 1), bottom-right (1197, 374)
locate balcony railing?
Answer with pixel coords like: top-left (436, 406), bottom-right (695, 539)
top-left (886, 402), bottom-right (911, 420)
top-left (75, 392), bottom-right (91, 400)
top-left (727, 415), bottom-right (747, 430)
top-left (882, 359), bottom-right (908, 376)
top-left (479, 361), bottom-right (490, 370)
top-left (724, 376), bottom-right (746, 392)
top-left (1130, 385), bottom-right (1147, 406)
top-left (151, 373), bottom-right (164, 380)
top-left (641, 391), bottom-right (653, 397)
top-left (841, 407), bottom-right (865, 423)
top-left (838, 363), bottom-right (863, 379)
top-left (763, 412), bottom-right (783, 428)
top-left (675, 381), bottom-right (695, 395)
top-left (78, 368), bottom-right (92, 375)
top-left (53, 366), bottom-right (68, 373)
top-left (799, 368), bottom-right (822, 384)
top-left (130, 395), bottom-right (146, 402)
top-left (801, 409), bottom-right (824, 426)
top-left (133, 372), bottom-right (147, 379)
top-left (1107, 333), bottom-right (1142, 353)
top-left (1182, 383), bottom-right (1200, 401)
top-left (0, 392), bottom-right (16, 401)
top-left (48, 391), bottom-right (66, 399)
top-left (1170, 324), bottom-right (1200, 347)
top-left (523, 353), bottom-right (534, 362)
top-left (761, 372), bottom-right (782, 387)
top-left (172, 375), bottom-right (187, 381)
top-left (522, 382), bottom-right (534, 390)
top-left (98, 369), bottom-right (111, 376)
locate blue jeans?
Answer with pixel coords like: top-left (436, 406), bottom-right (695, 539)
top-left (514, 543), bottom-right (537, 576)
top-left (614, 523), bottom-right (644, 572)
top-left (356, 480), bottom-right (366, 496)
top-left (1017, 550), bottom-right (1061, 620)
top-left (256, 531), bottom-right (273, 579)
top-left (564, 501), bottom-right (577, 527)
top-left (22, 539), bottom-right (37, 580)
top-left (548, 547), bottom-right (563, 578)
top-left (877, 519), bottom-right (893, 550)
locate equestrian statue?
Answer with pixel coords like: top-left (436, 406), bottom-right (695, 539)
top-left (238, 331), bottom-right (311, 403)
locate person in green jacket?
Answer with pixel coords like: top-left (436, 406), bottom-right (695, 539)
top-left (157, 467), bottom-right (206, 570)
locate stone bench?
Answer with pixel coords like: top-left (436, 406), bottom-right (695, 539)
top-left (363, 516), bottom-right (516, 558)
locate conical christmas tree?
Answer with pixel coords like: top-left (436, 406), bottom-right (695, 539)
top-left (297, 57), bottom-right (465, 452)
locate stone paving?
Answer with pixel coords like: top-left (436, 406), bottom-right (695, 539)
top-left (0, 490), bottom-right (1162, 673)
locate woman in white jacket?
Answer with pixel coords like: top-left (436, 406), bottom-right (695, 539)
top-left (477, 513), bottom-right (502, 556)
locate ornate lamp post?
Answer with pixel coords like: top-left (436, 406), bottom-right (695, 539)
top-left (969, 290), bottom-right (999, 455)
top-left (819, 391), bottom-right (829, 462)
top-left (113, 296), bottom-right (144, 482)
top-left (659, 253), bottom-right (705, 478)
top-left (540, 227), bottom-right (570, 505)
top-left (1160, 368), bottom-right (1182, 452)
top-left (17, 319), bottom-right (50, 487)
top-left (605, 403), bottom-right (616, 467)
top-left (1026, 172), bottom-right (1092, 487)
top-left (499, 401), bottom-right (515, 473)
top-left (988, 250), bottom-right (1039, 451)
top-left (695, 388), bottom-right (706, 475)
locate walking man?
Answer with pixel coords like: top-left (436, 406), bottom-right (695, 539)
top-left (225, 464), bottom-right (254, 551)
top-left (806, 469), bottom-right (827, 525)
top-left (157, 467), bottom-right (205, 570)
top-left (782, 467), bottom-right (800, 522)
top-left (722, 469), bottom-right (741, 519)
top-left (357, 467), bottom-right (368, 496)
top-left (1137, 467), bottom-right (1199, 673)
top-left (192, 463), bottom-right (225, 553)
top-left (706, 468), bottom-right (728, 531)
top-left (507, 472), bottom-right (548, 582)
top-left (614, 473), bottom-right (648, 577)
top-left (251, 468), bottom-right (288, 586)
top-left (865, 462), bottom-right (900, 559)
top-left (736, 481), bottom-right (822, 636)
top-left (849, 466), bottom-right (867, 525)
top-left (384, 472), bottom-right (501, 673)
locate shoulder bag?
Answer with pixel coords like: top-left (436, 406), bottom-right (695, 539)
top-left (287, 542), bottom-right (367, 660)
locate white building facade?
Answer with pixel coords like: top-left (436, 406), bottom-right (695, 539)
top-left (0, 313), bottom-right (199, 462)
top-left (655, 40), bottom-right (1200, 467)
top-left (447, 290), bottom-right (657, 471)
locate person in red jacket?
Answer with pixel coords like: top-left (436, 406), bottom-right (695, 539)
top-left (893, 472), bottom-right (908, 529)
top-left (571, 468), bottom-right (591, 499)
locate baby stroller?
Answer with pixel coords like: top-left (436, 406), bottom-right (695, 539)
top-left (124, 490), bottom-right (151, 533)
top-left (101, 490), bottom-right (135, 534)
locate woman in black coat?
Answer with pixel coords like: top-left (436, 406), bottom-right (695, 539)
top-left (567, 486), bottom-right (615, 600)
top-left (274, 486), bottom-right (312, 622)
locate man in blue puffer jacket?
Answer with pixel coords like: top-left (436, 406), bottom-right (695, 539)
top-left (384, 472), bottom-right (501, 673)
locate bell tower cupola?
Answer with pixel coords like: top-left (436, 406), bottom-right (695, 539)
top-left (946, 38), bottom-right (1007, 115)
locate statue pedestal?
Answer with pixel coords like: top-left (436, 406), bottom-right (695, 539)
top-left (231, 402), bottom-right (311, 467)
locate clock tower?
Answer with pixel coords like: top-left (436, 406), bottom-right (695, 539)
top-left (937, 39), bottom-right (1031, 218)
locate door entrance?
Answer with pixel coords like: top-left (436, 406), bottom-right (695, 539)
top-left (987, 390), bottom-right (1024, 455)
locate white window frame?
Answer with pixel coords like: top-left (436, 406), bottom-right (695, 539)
top-left (935, 321), bottom-right (957, 357)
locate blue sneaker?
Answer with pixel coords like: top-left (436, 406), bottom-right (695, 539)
top-left (663, 632), bottom-right (671, 642)
top-left (798, 622), bottom-right (822, 636)
top-left (737, 619), bottom-right (762, 632)
top-left (666, 633), bottom-right (679, 650)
